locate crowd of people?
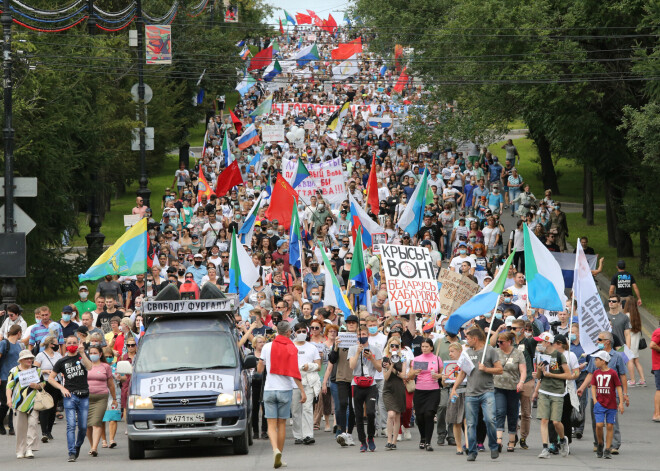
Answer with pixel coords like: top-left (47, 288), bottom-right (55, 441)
top-left (1, 16), bottom-right (660, 468)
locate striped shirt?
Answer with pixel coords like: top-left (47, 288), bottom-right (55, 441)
top-left (29, 321), bottom-right (64, 352)
top-left (6, 366), bottom-right (45, 413)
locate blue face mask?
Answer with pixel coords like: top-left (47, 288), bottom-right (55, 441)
top-left (484, 312), bottom-right (492, 318)
top-left (569, 334), bottom-right (577, 341)
top-left (368, 326), bottom-right (378, 335)
top-left (596, 343), bottom-right (605, 350)
top-left (61, 314), bottom-right (71, 322)
top-left (494, 313), bottom-right (503, 320)
top-left (89, 354), bottom-right (101, 362)
top-left (359, 336), bottom-right (369, 345)
top-left (503, 297), bottom-right (512, 304)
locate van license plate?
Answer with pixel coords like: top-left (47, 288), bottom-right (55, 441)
top-left (165, 414), bottom-right (205, 424)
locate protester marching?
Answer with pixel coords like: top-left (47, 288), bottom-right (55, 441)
top-left (1, 7), bottom-right (659, 470)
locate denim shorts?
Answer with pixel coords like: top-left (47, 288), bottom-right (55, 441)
top-left (263, 390), bottom-right (293, 419)
top-left (593, 401), bottom-right (617, 424)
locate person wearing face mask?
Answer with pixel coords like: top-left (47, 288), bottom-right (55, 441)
top-left (366, 316), bottom-right (388, 437)
top-left (477, 309), bottom-right (505, 334)
top-left (272, 240), bottom-right (293, 280)
top-left (568, 324), bottom-right (589, 439)
top-left (74, 286), bottom-right (96, 319)
top-left (34, 335), bottom-right (63, 443)
top-left (311, 198), bottom-right (335, 233)
top-left (577, 331), bottom-right (629, 455)
top-left (549, 203), bottom-right (568, 252)
top-left (58, 305), bottom-right (81, 338)
top-left (291, 323), bottom-right (321, 445)
top-left (81, 345), bottom-right (116, 457)
top-left (497, 289), bottom-right (523, 319)
top-left (185, 253), bottom-right (208, 286)
top-left (449, 242), bottom-right (475, 275)
top-left (101, 347), bottom-right (121, 449)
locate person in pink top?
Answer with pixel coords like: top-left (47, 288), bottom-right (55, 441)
top-left (409, 339), bottom-right (443, 451)
top-left (85, 345), bottom-right (116, 456)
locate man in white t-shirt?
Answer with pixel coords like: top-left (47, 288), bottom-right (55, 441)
top-left (509, 272), bottom-right (528, 314)
top-left (366, 316), bottom-right (388, 435)
top-left (258, 321), bottom-right (307, 469)
top-left (291, 323), bottom-right (321, 444)
top-left (201, 212), bottom-right (222, 249)
top-left (449, 242), bottom-right (476, 275)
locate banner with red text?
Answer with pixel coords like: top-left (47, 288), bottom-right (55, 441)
top-left (270, 103), bottom-right (411, 117)
top-left (282, 157), bottom-right (346, 205)
top-left (380, 244), bottom-right (441, 315)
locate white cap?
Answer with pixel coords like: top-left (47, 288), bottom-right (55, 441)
top-left (591, 350), bottom-right (611, 362)
top-left (534, 332), bottom-right (554, 343)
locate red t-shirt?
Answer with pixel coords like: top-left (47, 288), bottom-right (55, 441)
top-left (591, 368), bottom-right (621, 410)
top-left (652, 327), bottom-right (660, 371)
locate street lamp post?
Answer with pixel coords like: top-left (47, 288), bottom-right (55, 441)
top-left (135, 0), bottom-right (151, 209)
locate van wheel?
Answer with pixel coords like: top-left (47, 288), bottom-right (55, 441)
top-left (233, 427), bottom-right (249, 455)
top-left (128, 438), bottom-right (145, 460)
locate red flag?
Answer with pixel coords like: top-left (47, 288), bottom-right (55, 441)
top-left (394, 44), bottom-right (404, 72)
top-left (393, 67), bottom-right (409, 94)
top-left (247, 46), bottom-right (272, 71)
top-left (308, 10), bottom-right (323, 27)
top-left (197, 170), bottom-right (213, 203)
top-left (296, 12), bottom-right (311, 24)
top-left (229, 110), bottom-right (242, 135)
top-left (279, 19), bottom-right (284, 35)
top-left (326, 14), bottom-right (337, 34)
top-left (264, 174), bottom-right (299, 229)
top-left (215, 161), bottom-right (244, 198)
top-left (331, 37), bottom-right (362, 61)
top-left (366, 154), bottom-right (379, 215)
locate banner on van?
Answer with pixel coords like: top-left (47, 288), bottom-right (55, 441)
top-left (143, 299), bottom-right (236, 314)
top-left (140, 373), bottom-right (234, 397)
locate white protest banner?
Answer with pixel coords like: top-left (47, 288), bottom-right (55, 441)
top-left (140, 372), bottom-right (234, 397)
top-left (573, 243), bottom-right (611, 354)
top-left (437, 268), bottom-right (479, 317)
top-left (457, 351), bottom-right (474, 376)
top-left (18, 368), bottom-right (41, 388)
top-left (270, 103), bottom-right (409, 117)
top-left (303, 121), bottom-right (316, 130)
top-left (123, 214), bottom-right (141, 228)
top-left (262, 124), bottom-right (285, 142)
top-left (337, 332), bottom-right (357, 348)
top-left (380, 244), bottom-right (440, 315)
top-left (282, 157), bottom-right (346, 205)
top-left (323, 82), bottom-right (334, 94)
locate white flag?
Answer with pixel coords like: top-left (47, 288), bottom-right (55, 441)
top-left (332, 54), bottom-right (360, 80)
top-left (573, 241), bottom-right (611, 354)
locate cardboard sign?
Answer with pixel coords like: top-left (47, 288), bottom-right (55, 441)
top-left (437, 269), bottom-right (479, 317)
top-left (282, 157), bottom-right (346, 205)
top-left (18, 368), bottom-right (41, 388)
top-left (262, 124), bottom-right (285, 142)
top-left (140, 372), bottom-right (233, 397)
top-left (442, 361), bottom-right (459, 383)
top-left (337, 332), bottom-right (358, 348)
top-left (380, 244), bottom-right (440, 315)
top-left (303, 121), bottom-right (316, 130)
top-left (124, 214), bottom-right (142, 228)
top-left (372, 233), bottom-right (387, 254)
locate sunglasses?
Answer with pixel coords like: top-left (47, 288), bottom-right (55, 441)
top-left (608, 300), bottom-right (618, 303)
top-left (390, 344), bottom-right (400, 348)
top-left (295, 330), bottom-right (307, 334)
top-left (510, 327), bottom-right (520, 331)
top-left (127, 344), bottom-right (136, 347)
top-left (597, 338), bottom-right (608, 342)
top-left (310, 326), bottom-right (321, 330)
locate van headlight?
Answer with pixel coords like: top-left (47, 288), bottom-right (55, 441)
top-left (128, 395), bottom-right (154, 409)
top-left (216, 393), bottom-right (237, 406)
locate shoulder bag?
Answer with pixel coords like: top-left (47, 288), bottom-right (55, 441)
top-left (354, 352), bottom-right (374, 388)
top-left (33, 388), bottom-right (54, 411)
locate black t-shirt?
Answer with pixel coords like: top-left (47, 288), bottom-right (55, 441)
top-left (53, 354), bottom-right (89, 394)
top-left (96, 311), bottom-right (118, 334)
top-left (611, 271), bottom-right (635, 297)
top-left (476, 317), bottom-right (504, 333)
top-left (545, 242), bottom-right (561, 252)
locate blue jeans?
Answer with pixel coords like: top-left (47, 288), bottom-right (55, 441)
top-left (494, 388), bottom-right (520, 434)
top-left (63, 395), bottom-right (89, 455)
top-left (508, 188), bottom-right (521, 213)
top-left (465, 391), bottom-right (498, 455)
top-left (329, 381), bottom-right (340, 418)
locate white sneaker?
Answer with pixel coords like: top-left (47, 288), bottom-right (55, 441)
top-left (403, 428), bottom-right (412, 440)
top-left (336, 433), bottom-right (347, 447)
top-left (16, 453), bottom-right (24, 459)
top-left (346, 434), bottom-right (355, 446)
top-left (538, 448), bottom-right (551, 459)
top-left (25, 450), bottom-right (34, 459)
top-left (397, 433), bottom-right (403, 441)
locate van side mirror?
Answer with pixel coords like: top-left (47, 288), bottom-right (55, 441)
top-left (116, 360), bottom-right (133, 375)
top-left (243, 355), bottom-right (257, 370)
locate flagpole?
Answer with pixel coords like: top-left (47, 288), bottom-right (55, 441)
top-left (568, 237), bottom-right (579, 355)
top-left (481, 298), bottom-right (500, 364)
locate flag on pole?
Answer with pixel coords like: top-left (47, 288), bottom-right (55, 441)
top-left (393, 67), bottom-right (409, 94)
top-left (263, 60), bottom-right (282, 82)
top-left (573, 241), bottom-right (611, 354)
top-left (396, 169), bottom-right (429, 236)
top-left (249, 94), bottom-right (273, 118)
top-left (323, 14), bottom-right (337, 34)
top-left (379, 65), bottom-right (387, 76)
top-left (237, 124), bottom-right (260, 150)
top-left (221, 130), bottom-right (231, 166)
top-left (271, 40), bottom-right (280, 55)
top-left (235, 75), bottom-right (256, 96)
top-left (239, 46), bottom-right (250, 60)
top-left (292, 158), bottom-right (311, 188)
top-left (228, 230), bottom-right (260, 301)
top-left (348, 193), bottom-right (384, 248)
top-left (279, 18), bottom-right (284, 35)
top-left (284, 10), bottom-right (296, 25)
top-left (523, 223), bottom-right (568, 311)
top-left (318, 243), bottom-right (352, 316)
top-left (366, 153), bottom-right (379, 215)
top-left (264, 174), bottom-right (299, 228)
top-left (331, 38), bottom-right (362, 60)
top-left (294, 44), bottom-right (319, 66)
top-left (349, 228), bottom-right (372, 310)
top-left (248, 46), bottom-right (273, 71)
top-left (79, 219), bottom-right (148, 281)
top-left (215, 161), bottom-right (244, 198)
top-left (444, 252), bottom-right (515, 335)
top-left (229, 110), bottom-right (242, 134)
top-left (332, 54), bottom-right (360, 80)
top-left (296, 12), bottom-right (311, 24)
top-left (249, 143), bottom-right (265, 171)
top-left (343, 12), bottom-right (351, 26)
top-left (238, 193), bottom-right (265, 245)
top-left (289, 198), bottom-right (302, 269)
top-left (197, 170), bottom-right (213, 203)
top-left (326, 100), bottom-right (351, 134)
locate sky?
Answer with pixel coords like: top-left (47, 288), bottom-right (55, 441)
top-left (265, 0), bottom-right (350, 26)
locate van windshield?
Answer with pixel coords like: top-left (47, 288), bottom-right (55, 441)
top-left (134, 331), bottom-right (238, 373)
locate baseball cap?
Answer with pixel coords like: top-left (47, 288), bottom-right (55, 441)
top-left (193, 253), bottom-right (204, 259)
top-left (276, 240), bottom-right (286, 248)
top-left (591, 350), bottom-right (611, 362)
top-left (534, 332), bottom-right (554, 343)
top-left (502, 288), bottom-right (513, 295)
top-left (617, 260), bottom-right (626, 269)
top-left (458, 242), bottom-right (467, 247)
top-left (420, 240), bottom-right (432, 247)
top-left (345, 315), bottom-right (359, 324)
top-left (76, 325), bottom-right (89, 335)
top-left (62, 306), bottom-right (73, 313)
top-left (78, 285), bottom-right (88, 291)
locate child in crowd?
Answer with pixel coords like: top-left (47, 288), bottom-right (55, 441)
top-left (589, 351), bottom-right (624, 459)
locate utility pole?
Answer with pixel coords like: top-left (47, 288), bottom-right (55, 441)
top-left (1, 0), bottom-right (17, 306)
top-left (135, 0), bottom-right (151, 209)
top-left (85, 0), bottom-right (105, 260)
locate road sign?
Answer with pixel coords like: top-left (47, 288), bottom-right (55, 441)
top-left (0, 232), bottom-right (26, 277)
top-left (0, 177), bottom-right (37, 197)
top-left (0, 203), bottom-right (36, 234)
top-left (131, 83), bottom-right (153, 104)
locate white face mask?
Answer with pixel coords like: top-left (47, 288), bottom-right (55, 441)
top-left (79, 292), bottom-right (88, 300)
top-left (524, 331), bottom-right (533, 338)
top-left (295, 333), bottom-right (307, 342)
top-left (536, 344), bottom-right (546, 352)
